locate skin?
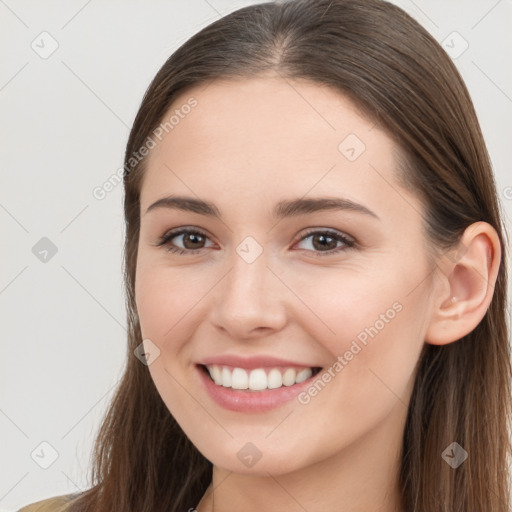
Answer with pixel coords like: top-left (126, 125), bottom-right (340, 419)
top-left (134, 75), bottom-right (501, 512)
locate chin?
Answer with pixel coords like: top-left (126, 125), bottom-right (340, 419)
top-left (194, 439), bottom-right (314, 476)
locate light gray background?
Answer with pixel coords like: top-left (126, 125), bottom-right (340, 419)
top-left (1, 1), bottom-right (511, 510)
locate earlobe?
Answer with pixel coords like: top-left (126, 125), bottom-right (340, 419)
top-left (424, 222), bottom-right (501, 346)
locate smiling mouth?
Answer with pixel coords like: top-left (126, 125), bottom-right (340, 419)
top-left (198, 364), bottom-right (322, 391)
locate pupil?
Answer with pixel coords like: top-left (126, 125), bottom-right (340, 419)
top-left (314, 234), bottom-right (336, 250)
top-left (186, 233), bottom-right (203, 248)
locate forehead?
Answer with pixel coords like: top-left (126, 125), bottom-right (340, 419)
top-left (147, 76), bottom-right (386, 162)
top-left (140, 76), bottom-right (417, 223)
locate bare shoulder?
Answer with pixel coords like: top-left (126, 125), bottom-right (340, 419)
top-left (17, 492), bottom-right (81, 512)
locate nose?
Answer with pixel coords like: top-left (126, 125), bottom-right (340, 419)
top-left (209, 248), bottom-right (288, 340)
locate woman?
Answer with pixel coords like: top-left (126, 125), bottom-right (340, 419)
top-left (19, 0), bottom-right (511, 510)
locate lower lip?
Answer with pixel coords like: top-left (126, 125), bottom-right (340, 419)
top-left (196, 365), bottom-right (319, 413)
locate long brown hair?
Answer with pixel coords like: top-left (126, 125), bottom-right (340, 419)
top-left (67, 0), bottom-right (511, 510)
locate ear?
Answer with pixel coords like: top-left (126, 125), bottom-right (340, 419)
top-left (425, 221), bottom-right (501, 346)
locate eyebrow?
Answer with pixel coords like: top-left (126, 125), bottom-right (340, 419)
top-left (144, 195), bottom-right (379, 221)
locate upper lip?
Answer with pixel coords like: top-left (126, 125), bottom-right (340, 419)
top-left (198, 354), bottom-right (321, 370)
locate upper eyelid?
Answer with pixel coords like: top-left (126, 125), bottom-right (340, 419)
top-left (160, 227), bottom-right (212, 243)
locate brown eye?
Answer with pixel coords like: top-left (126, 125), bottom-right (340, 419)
top-left (155, 227), bottom-right (355, 257)
top-left (295, 229), bottom-right (355, 257)
top-left (179, 232), bottom-right (207, 249)
top-left (156, 228), bottom-right (214, 255)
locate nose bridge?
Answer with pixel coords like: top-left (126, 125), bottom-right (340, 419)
top-left (210, 236), bottom-right (287, 335)
top-left (225, 240), bottom-right (273, 302)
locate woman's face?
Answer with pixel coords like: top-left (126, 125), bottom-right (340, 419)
top-left (135, 76), bottom-right (436, 475)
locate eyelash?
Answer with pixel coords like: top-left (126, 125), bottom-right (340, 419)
top-left (154, 227), bottom-right (356, 257)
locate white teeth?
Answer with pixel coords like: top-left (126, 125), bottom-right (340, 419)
top-left (267, 368), bottom-right (282, 389)
top-left (295, 368), bottom-right (312, 383)
top-left (248, 368), bottom-right (267, 390)
top-left (231, 368), bottom-right (248, 389)
top-left (205, 365), bottom-right (314, 390)
top-left (282, 368), bottom-right (296, 386)
top-left (221, 367), bottom-right (232, 387)
top-left (212, 365), bottom-right (223, 385)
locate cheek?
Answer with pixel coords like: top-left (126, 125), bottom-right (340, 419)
top-left (291, 261), bottom-right (427, 378)
top-left (135, 264), bottom-right (202, 341)
top-left (135, 266), bottom-right (206, 427)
